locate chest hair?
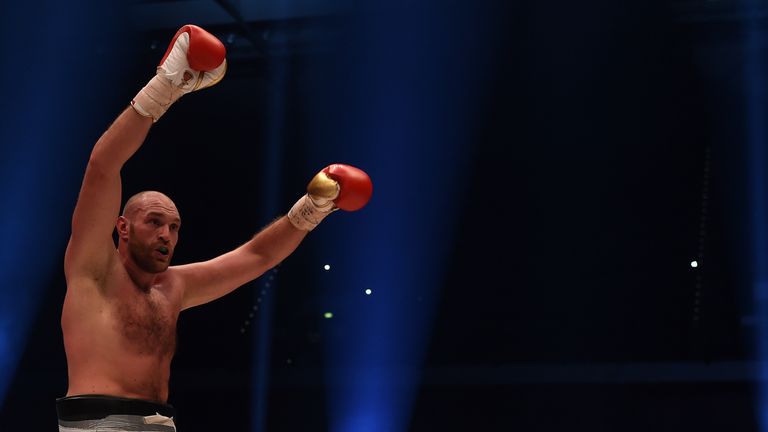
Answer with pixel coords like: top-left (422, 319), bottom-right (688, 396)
top-left (117, 289), bottom-right (177, 357)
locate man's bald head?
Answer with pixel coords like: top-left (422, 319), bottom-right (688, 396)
top-left (118, 191), bottom-right (181, 274)
top-left (123, 191), bottom-right (179, 220)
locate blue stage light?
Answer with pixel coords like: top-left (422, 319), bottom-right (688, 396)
top-left (0, 1), bottom-right (124, 409)
top-left (251, 48), bottom-right (288, 432)
top-left (743, 0), bottom-right (768, 427)
top-left (309, 1), bottom-right (497, 430)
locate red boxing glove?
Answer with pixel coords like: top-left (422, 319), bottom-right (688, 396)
top-left (132, 24), bottom-right (227, 122)
top-left (288, 164), bottom-right (373, 231)
top-left (161, 24), bottom-right (226, 72)
top-left (319, 164), bottom-right (373, 211)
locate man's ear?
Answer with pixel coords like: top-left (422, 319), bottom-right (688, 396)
top-left (116, 216), bottom-right (130, 241)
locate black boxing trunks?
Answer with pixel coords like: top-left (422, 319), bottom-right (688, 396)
top-left (56, 395), bottom-right (176, 432)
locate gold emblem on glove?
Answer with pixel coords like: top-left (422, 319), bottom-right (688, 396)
top-left (307, 172), bottom-right (339, 207)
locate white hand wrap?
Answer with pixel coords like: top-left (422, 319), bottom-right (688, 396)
top-left (287, 195), bottom-right (336, 231)
top-left (131, 74), bottom-right (186, 122)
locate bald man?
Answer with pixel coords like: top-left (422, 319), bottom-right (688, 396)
top-left (57, 25), bottom-right (371, 431)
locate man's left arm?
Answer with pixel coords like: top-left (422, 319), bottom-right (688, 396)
top-left (176, 164), bottom-right (373, 310)
top-left (175, 216), bottom-right (304, 310)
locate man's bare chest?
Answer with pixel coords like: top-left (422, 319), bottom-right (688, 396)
top-left (114, 286), bottom-right (179, 357)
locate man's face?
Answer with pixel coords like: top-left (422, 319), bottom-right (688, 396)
top-left (126, 198), bottom-right (181, 274)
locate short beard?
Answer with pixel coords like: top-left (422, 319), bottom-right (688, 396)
top-left (127, 226), bottom-right (170, 273)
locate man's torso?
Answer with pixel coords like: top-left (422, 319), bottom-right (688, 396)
top-left (62, 250), bottom-right (183, 402)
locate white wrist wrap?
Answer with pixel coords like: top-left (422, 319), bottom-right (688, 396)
top-left (287, 195), bottom-right (335, 231)
top-left (131, 74), bottom-right (186, 122)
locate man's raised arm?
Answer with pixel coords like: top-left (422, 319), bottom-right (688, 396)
top-left (64, 25), bottom-right (227, 281)
top-left (176, 164), bottom-right (373, 310)
top-left (64, 110), bottom-right (153, 280)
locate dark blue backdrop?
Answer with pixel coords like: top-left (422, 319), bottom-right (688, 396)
top-left (0, 1), bottom-right (764, 431)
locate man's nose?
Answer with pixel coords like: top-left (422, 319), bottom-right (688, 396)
top-left (158, 225), bottom-right (171, 242)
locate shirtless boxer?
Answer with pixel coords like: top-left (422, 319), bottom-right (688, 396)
top-left (56, 25), bottom-right (372, 432)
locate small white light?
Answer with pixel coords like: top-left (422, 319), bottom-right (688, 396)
top-left (324, 312), bottom-right (334, 319)
top-left (365, 289), bottom-right (372, 295)
top-left (324, 264), bottom-right (331, 271)
top-left (690, 261), bottom-right (698, 268)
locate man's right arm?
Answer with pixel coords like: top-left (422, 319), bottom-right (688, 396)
top-left (64, 25), bottom-right (228, 282)
top-left (64, 109), bottom-right (153, 281)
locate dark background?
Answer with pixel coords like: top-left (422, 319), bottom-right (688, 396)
top-left (0, 0), bottom-right (763, 430)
